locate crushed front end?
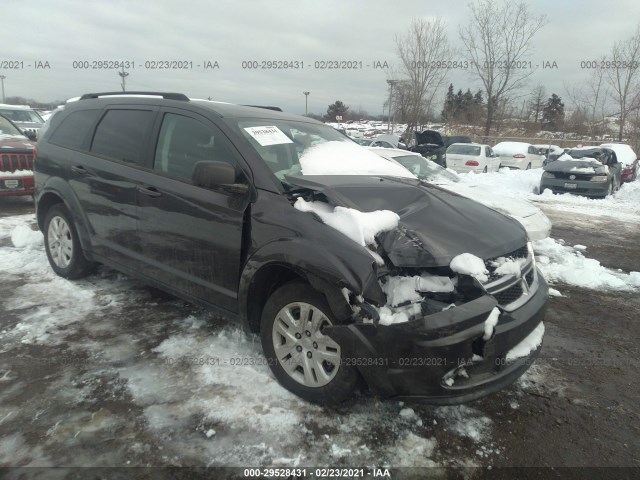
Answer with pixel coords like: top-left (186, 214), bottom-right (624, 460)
top-left (325, 242), bottom-right (549, 404)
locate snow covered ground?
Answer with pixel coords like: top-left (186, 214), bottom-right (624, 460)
top-left (0, 168), bottom-right (638, 470)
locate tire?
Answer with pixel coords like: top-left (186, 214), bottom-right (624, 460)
top-left (526, 163), bottom-right (532, 170)
top-left (483, 166), bottom-right (488, 173)
top-left (606, 181), bottom-right (614, 197)
top-left (260, 282), bottom-right (360, 405)
top-left (43, 204), bottom-right (93, 279)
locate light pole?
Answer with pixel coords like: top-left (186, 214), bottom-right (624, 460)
top-left (0, 75), bottom-right (6, 103)
top-left (303, 91), bottom-right (310, 116)
top-left (386, 79), bottom-right (397, 133)
top-left (118, 66), bottom-right (129, 92)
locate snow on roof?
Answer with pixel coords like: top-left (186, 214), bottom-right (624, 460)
top-left (600, 143), bottom-right (637, 165)
top-left (299, 141), bottom-right (415, 178)
top-left (493, 142), bottom-right (532, 155)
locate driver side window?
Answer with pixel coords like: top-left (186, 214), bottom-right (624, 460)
top-left (154, 113), bottom-right (240, 183)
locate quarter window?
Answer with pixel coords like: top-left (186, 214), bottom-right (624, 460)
top-left (49, 109), bottom-right (101, 150)
top-left (91, 109), bottom-right (155, 165)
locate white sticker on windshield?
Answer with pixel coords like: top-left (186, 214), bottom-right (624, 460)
top-left (244, 126), bottom-right (293, 146)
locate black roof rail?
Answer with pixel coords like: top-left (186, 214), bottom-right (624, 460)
top-left (242, 105), bottom-right (283, 112)
top-left (79, 92), bottom-right (189, 101)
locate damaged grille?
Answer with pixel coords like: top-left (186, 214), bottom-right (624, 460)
top-left (480, 244), bottom-right (539, 312)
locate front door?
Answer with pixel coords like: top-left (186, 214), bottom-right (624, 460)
top-left (136, 110), bottom-right (251, 312)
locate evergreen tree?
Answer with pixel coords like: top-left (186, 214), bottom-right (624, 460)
top-left (542, 94), bottom-right (565, 130)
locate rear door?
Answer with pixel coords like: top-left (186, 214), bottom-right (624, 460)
top-left (136, 109), bottom-right (251, 311)
top-left (68, 106), bottom-right (158, 267)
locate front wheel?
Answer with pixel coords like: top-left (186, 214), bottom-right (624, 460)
top-left (526, 163), bottom-right (531, 170)
top-left (483, 166), bottom-right (488, 173)
top-left (260, 282), bottom-right (360, 405)
top-left (44, 204), bottom-right (94, 279)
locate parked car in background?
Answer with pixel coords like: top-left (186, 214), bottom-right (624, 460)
top-left (0, 114), bottom-right (36, 197)
top-left (34, 91), bottom-right (548, 405)
top-left (0, 104), bottom-right (44, 140)
top-left (540, 147), bottom-right (622, 198)
top-left (370, 148), bottom-right (552, 240)
top-left (493, 142), bottom-right (544, 170)
top-left (446, 143), bottom-right (500, 173)
top-left (600, 143), bottom-right (638, 183)
top-left (409, 130), bottom-right (472, 167)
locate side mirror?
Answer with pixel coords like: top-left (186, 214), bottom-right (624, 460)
top-left (24, 130), bottom-right (37, 141)
top-left (192, 161), bottom-right (248, 195)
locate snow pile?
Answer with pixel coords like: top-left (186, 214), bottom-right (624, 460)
top-left (450, 253), bottom-right (489, 282)
top-left (483, 307), bottom-right (501, 340)
top-left (299, 141), bottom-right (414, 178)
top-left (11, 225), bottom-right (43, 248)
top-left (294, 198), bottom-right (399, 247)
top-left (506, 322), bottom-right (545, 361)
top-left (458, 167), bottom-right (543, 196)
top-left (534, 238), bottom-right (640, 291)
top-left (435, 405), bottom-right (492, 443)
top-left (0, 169), bottom-right (33, 177)
top-left (381, 276), bottom-right (422, 307)
top-left (491, 256), bottom-right (526, 277)
top-left (377, 303), bottom-right (421, 326)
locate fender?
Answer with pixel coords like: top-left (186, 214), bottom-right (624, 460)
top-left (37, 177), bottom-right (94, 259)
top-left (238, 237), bottom-right (385, 330)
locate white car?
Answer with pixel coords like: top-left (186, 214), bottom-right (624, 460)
top-left (446, 143), bottom-right (500, 173)
top-left (493, 141), bottom-right (544, 170)
top-left (369, 148), bottom-right (552, 241)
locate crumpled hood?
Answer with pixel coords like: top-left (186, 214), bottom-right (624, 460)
top-left (544, 160), bottom-right (604, 173)
top-left (286, 175), bottom-right (527, 268)
top-left (415, 130), bottom-right (444, 146)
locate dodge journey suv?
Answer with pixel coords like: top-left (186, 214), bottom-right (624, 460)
top-left (35, 92), bottom-right (548, 405)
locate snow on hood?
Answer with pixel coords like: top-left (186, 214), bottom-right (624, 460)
top-left (293, 197), bottom-right (399, 247)
top-left (286, 175), bottom-right (528, 268)
top-left (299, 141), bottom-right (414, 178)
top-left (544, 157), bottom-right (607, 174)
top-left (493, 142), bottom-right (531, 156)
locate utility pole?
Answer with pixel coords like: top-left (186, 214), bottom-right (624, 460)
top-left (303, 91), bottom-right (310, 116)
top-left (0, 75), bottom-right (5, 103)
top-left (118, 66), bottom-right (129, 92)
top-left (386, 79), bottom-right (398, 133)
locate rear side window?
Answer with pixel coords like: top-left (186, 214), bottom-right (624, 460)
top-left (153, 113), bottom-right (240, 182)
top-left (90, 109), bottom-right (155, 165)
top-left (48, 109), bottom-right (101, 150)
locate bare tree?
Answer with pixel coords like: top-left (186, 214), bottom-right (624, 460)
top-left (564, 57), bottom-right (611, 137)
top-left (459, 0), bottom-right (547, 136)
top-left (527, 84), bottom-right (546, 126)
top-left (395, 18), bottom-right (452, 135)
top-left (607, 24), bottom-right (640, 141)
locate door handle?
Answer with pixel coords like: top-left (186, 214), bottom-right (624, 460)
top-left (71, 165), bottom-right (91, 175)
top-left (137, 186), bottom-right (162, 198)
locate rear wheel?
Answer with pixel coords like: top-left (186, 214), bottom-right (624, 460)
top-left (260, 282), bottom-right (359, 405)
top-left (44, 204), bottom-right (93, 279)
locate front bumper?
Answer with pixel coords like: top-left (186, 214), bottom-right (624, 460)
top-left (325, 271), bottom-right (549, 404)
top-left (540, 178), bottom-right (609, 197)
top-left (0, 175), bottom-right (34, 197)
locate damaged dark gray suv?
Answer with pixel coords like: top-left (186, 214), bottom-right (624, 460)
top-left (35, 92), bottom-right (548, 405)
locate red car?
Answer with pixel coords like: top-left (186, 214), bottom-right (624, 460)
top-left (0, 114), bottom-right (35, 197)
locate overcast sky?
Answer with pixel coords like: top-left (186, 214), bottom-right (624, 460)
top-left (2, 0), bottom-right (639, 115)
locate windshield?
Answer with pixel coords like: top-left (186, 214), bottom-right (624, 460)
top-left (0, 108), bottom-right (44, 124)
top-left (0, 115), bottom-right (24, 136)
top-left (447, 144), bottom-right (481, 156)
top-left (390, 154), bottom-right (460, 184)
top-left (567, 148), bottom-right (604, 161)
top-left (233, 119), bottom-right (412, 186)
